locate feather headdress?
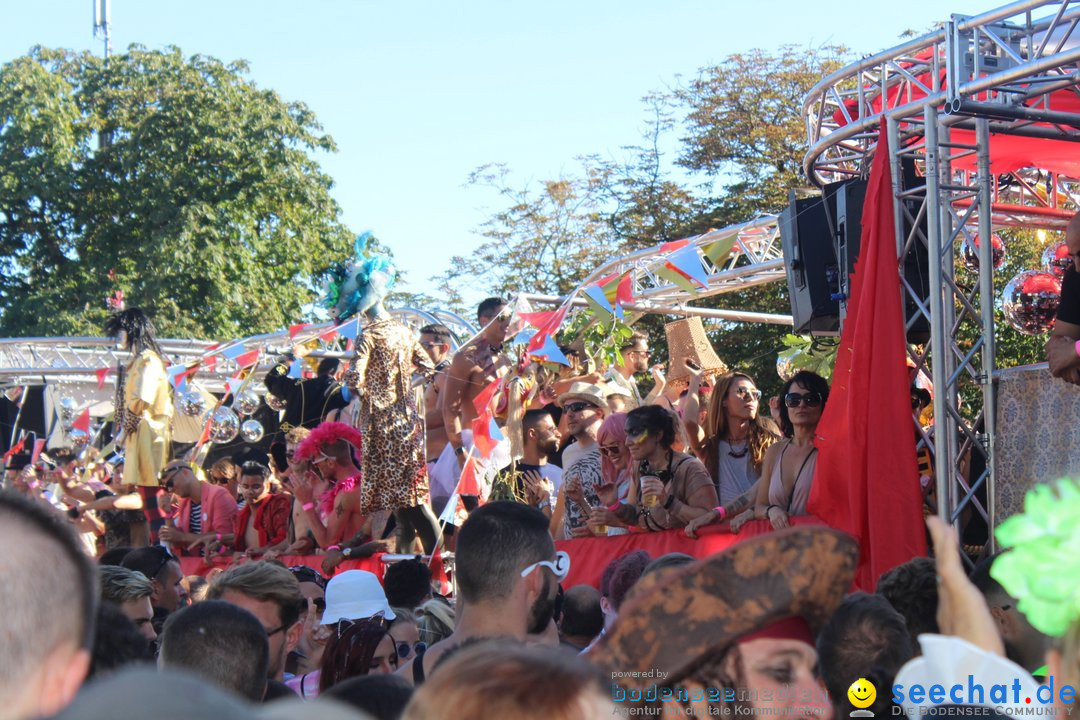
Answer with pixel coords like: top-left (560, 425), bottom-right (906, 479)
top-left (293, 421), bottom-right (364, 464)
top-left (323, 232), bottom-right (398, 321)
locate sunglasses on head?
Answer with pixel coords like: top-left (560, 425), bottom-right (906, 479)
top-left (784, 392), bottom-right (823, 408)
top-left (564, 401), bottom-right (595, 413)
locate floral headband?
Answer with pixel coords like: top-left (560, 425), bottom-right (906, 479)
top-left (991, 478), bottom-right (1080, 637)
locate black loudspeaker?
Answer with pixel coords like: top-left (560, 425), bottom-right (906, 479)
top-left (780, 173), bottom-right (930, 342)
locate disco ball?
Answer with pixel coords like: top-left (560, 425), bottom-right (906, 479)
top-left (240, 419), bottom-right (264, 444)
top-left (59, 396), bottom-right (77, 423)
top-left (209, 407), bottom-right (241, 444)
top-left (232, 388), bottom-right (261, 416)
top-left (176, 390), bottom-right (206, 417)
top-left (961, 231), bottom-right (1006, 272)
top-left (1001, 270), bottom-right (1061, 335)
top-left (265, 393), bottom-right (286, 411)
top-left (1042, 242), bottom-right (1072, 278)
top-left (776, 353), bottom-right (796, 382)
top-left (69, 428), bottom-right (90, 451)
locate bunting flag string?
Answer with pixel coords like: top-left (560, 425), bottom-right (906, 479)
top-left (72, 409), bottom-right (91, 433)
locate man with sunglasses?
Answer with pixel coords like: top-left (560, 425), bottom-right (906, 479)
top-left (396, 501), bottom-right (567, 686)
top-left (121, 544), bottom-right (188, 635)
top-left (552, 383), bottom-right (607, 538)
top-left (157, 461), bottom-right (237, 557)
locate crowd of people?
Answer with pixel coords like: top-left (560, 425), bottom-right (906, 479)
top-left (3, 211), bottom-right (1080, 718)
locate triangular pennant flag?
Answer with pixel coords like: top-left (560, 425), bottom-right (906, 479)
top-left (174, 375), bottom-right (188, 394)
top-left (584, 285), bottom-right (614, 316)
top-left (320, 328), bottom-right (339, 343)
top-left (656, 265), bottom-right (700, 297)
top-left (429, 551), bottom-right (452, 595)
top-left (31, 438), bottom-right (46, 465)
top-left (529, 335), bottom-right (570, 366)
top-left (221, 344), bottom-right (246, 361)
top-left (472, 376), bottom-right (502, 417)
top-left (615, 273), bottom-right (634, 306)
top-left (703, 236), bottom-right (736, 266)
top-left (203, 354), bottom-right (217, 373)
top-left (233, 349), bottom-right (261, 368)
top-left (338, 318), bottom-right (360, 341)
top-left (166, 364), bottom-right (188, 390)
top-left (72, 409), bottom-right (91, 433)
top-left (519, 310), bottom-right (559, 330)
top-left (288, 323), bottom-right (310, 339)
top-left (667, 244), bottom-right (710, 287)
top-left (3, 437), bottom-right (25, 462)
top-left (488, 417), bottom-right (504, 442)
top-left (660, 238), bottom-right (691, 253)
top-left (96, 367), bottom-right (111, 389)
top-left (471, 426), bottom-right (497, 459)
top-left (288, 358), bottom-right (304, 379)
top-left (526, 331), bottom-right (548, 353)
top-left (438, 492), bottom-right (461, 526)
top-left (512, 328), bottom-right (534, 345)
top-left (197, 419), bottom-right (212, 446)
top-left (225, 377), bottom-right (244, 396)
top-left (459, 457), bottom-right (483, 497)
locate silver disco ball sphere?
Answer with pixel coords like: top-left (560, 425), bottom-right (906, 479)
top-left (232, 388), bottom-right (261, 417)
top-left (776, 353), bottom-right (796, 381)
top-left (69, 428), bottom-right (90, 451)
top-left (176, 390), bottom-right (206, 417)
top-left (209, 407), bottom-right (241, 444)
top-left (961, 231), bottom-right (1006, 272)
top-left (240, 419), bottom-right (264, 444)
top-left (1001, 270), bottom-right (1061, 335)
top-left (1042, 242), bottom-right (1072, 278)
top-left (265, 393), bottom-right (286, 412)
top-left (60, 396), bottom-right (77, 423)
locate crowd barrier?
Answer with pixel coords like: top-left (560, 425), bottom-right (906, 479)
top-left (178, 516), bottom-right (824, 589)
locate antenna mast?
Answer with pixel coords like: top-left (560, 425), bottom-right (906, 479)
top-left (92, 0), bottom-right (111, 60)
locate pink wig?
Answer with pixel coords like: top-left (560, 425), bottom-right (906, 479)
top-left (596, 412), bottom-right (631, 486)
top-left (293, 421), bottom-right (364, 464)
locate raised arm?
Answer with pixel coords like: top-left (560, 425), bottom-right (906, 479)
top-left (441, 354), bottom-right (473, 451)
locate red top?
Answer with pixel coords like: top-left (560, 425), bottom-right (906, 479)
top-left (173, 482), bottom-right (238, 555)
top-left (232, 493), bottom-right (292, 551)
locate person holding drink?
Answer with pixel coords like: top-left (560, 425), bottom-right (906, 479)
top-left (612, 405), bottom-right (717, 532)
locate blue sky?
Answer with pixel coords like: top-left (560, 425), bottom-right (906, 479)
top-left (5, 0), bottom-right (989, 305)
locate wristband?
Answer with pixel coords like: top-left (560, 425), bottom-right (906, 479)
top-left (302, 502), bottom-right (315, 511)
top-left (712, 505), bottom-right (727, 520)
top-left (215, 532), bottom-right (222, 542)
top-left (766, 504), bottom-right (779, 518)
top-left (608, 502), bottom-right (621, 512)
top-left (327, 545), bottom-right (341, 551)
top-left (1074, 339), bottom-right (1080, 359)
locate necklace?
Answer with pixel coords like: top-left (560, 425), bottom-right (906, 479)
top-left (727, 443), bottom-right (749, 459)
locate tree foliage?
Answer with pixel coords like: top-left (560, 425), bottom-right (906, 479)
top-left (0, 46), bottom-right (353, 338)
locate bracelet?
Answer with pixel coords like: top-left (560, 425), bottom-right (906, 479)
top-left (1074, 339), bottom-right (1080, 359)
top-left (302, 502), bottom-right (315, 511)
top-left (712, 505), bottom-right (727, 520)
top-left (765, 504), bottom-right (779, 518)
top-left (608, 501), bottom-right (621, 512)
top-left (215, 532), bottom-right (222, 542)
top-left (327, 545), bottom-right (341, 551)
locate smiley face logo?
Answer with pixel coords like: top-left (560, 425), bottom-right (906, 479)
top-left (847, 678), bottom-right (877, 710)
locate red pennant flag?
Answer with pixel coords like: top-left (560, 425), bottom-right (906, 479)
top-left (96, 367), bottom-right (111, 389)
top-left (233, 349), bottom-right (261, 368)
top-left (320, 328), bottom-right (339, 343)
top-left (72, 409), bottom-right (91, 433)
top-left (3, 437), bottom-right (25, 461)
top-left (31, 439), bottom-right (45, 465)
top-left (519, 310), bottom-right (559, 330)
top-left (659, 238), bottom-right (691, 253)
top-left (807, 121), bottom-right (927, 590)
top-left (458, 457), bottom-right (483, 497)
top-left (429, 552), bottom-right (452, 595)
top-left (470, 416), bottom-right (497, 458)
top-left (288, 323), bottom-right (310, 339)
top-left (203, 354), bottom-right (217, 372)
top-left (471, 377), bottom-right (502, 416)
top-left (615, 273), bottom-right (634, 305)
top-left (197, 419), bottom-right (212, 446)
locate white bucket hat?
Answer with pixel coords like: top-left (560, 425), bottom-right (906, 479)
top-left (321, 570), bottom-right (396, 625)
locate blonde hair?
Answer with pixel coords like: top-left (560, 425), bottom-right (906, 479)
top-left (415, 599), bottom-right (455, 645)
top-left (402, 640), bottom-right (613, 720)
top-left (285, 426), bottom-right (311, 447)
top-left (99, 565), bottom-right (154, 604)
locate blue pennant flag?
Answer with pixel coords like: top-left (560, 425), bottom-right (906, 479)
top-left (532, 335), bottom-right (570, 366)
top-left (337, 318), bottom-right (360, 341)
top-left (667, 245), bottom-right (711, 287)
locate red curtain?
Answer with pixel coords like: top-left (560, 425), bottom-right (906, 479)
top-left (807, 121), bottom-right (927, 591)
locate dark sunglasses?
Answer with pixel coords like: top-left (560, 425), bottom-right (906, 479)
top-left (564, 401), bottom-right (595, 413)
top-left (396, 640), bottom-right (428, 660)
top-left (784, 392), bottom-right (823, 408)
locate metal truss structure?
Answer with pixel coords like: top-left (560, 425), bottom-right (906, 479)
top-left (803, 0), bottom-right (1080, 543)
top-left (525, 214), bottom-right (793, 325)
top-left (0, 307), bottom-right (477, 393)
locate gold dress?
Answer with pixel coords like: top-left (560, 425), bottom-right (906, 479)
top-left (347, 318), bottom-right (435, 514)
top-left (120, 350), bottom-right (173, 487)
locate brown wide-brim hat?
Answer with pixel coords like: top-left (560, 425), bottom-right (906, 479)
top-left (664, 317), bottom-right (728, 386)
top-left (592, 526), bottom-right (858, 688)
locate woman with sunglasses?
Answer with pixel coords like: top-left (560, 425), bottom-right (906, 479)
top-left (733, 370), bottom-right (829, 533)
top-left (585, 413), bottom-right (634, 535)
top-left (613, 405), bottom-right (718, 532)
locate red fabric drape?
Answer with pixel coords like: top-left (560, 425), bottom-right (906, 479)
top-left (807, 122), bottom-right (927, 590)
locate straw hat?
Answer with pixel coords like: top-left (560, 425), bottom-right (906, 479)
top-left (591, 526), bottom-right (857, 688)
top-left (663, 317), bottom-right (727, 387)
top-left (556, 382), bottom-right (608, 409)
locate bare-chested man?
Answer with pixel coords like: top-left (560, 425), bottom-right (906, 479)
top-left (432, 298), bottom-right (512, 506)
top-left (419, 324), bottom-right (454, 463)
top-left (290, 429), bottom-right (369, 550)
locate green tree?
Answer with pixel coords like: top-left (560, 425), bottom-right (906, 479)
top-left (0, 46), bottom-right (353, 338)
